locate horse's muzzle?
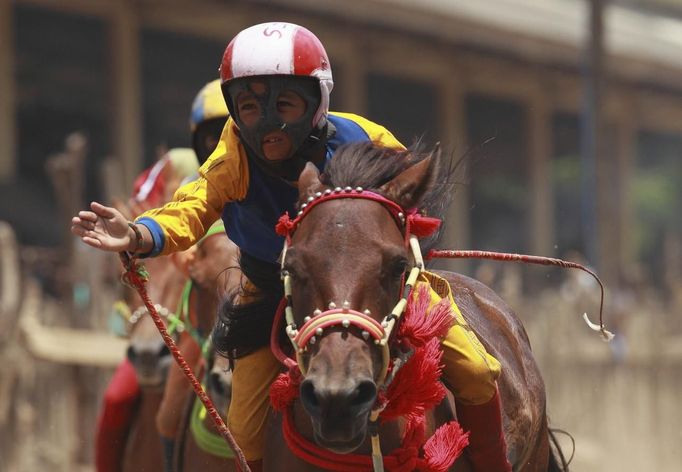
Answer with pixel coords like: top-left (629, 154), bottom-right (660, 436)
top-left (300, 377), bottom-right (377, 450)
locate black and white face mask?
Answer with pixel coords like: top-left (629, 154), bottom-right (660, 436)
top-left (222, 76), bottom-right (323, 165)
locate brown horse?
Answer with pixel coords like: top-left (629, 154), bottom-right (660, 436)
top-left (121, 254), bottom-right (187, 472)
top-left (173, 231), bottom-right (240, 472)
top-left (261, 142), bottom-right (566, 471)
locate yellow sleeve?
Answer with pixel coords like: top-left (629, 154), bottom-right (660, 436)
top-left (329, 112), bottom-right (406, 150)
top-left (138, 119), bottom-right (249, 255)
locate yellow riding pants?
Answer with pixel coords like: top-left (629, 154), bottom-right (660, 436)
top-left (226, 271), bottom-right (501, 460)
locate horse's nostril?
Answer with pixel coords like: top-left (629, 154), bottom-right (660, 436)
top-left (300, 380), bottom-right (320, 411)
top-left (300, 378), bottom-right (376, 419)
top-left (158, 344), bottom-right (170, 358)
top-left (351, 380), bottom-right (377, 408)
top-left (209, 372), bottom-right (226, 396)
top-left (126, 346), bottom-right (136, 362)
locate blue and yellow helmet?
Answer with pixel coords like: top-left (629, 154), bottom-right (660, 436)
top-left (189, 79), bottom-right (229, 133)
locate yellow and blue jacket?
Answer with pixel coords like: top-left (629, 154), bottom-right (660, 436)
top-left (137, 112), bottom-right (404, 263)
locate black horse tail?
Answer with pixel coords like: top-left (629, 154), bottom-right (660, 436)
top-left (547, 425), bottom-right (573, 471)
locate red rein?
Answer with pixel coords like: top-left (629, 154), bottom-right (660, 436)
top-left (426, 249), bottom-right (608, 338)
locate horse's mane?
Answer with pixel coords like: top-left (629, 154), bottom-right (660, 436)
top-left (322, 141), bottom-right (457, 250)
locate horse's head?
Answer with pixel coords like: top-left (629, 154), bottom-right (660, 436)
top-left (281, 142), bottom-right (445, 452)
top-left (122, 252), bottom-right (187, 389)
top-left (126, 306), bottom-right (172, 388)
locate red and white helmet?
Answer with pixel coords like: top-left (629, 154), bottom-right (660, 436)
top-left (219, 22), bottom-right (334, 127)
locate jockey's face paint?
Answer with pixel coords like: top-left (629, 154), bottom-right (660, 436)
top-left (223, 76), bottom-right (321, 163)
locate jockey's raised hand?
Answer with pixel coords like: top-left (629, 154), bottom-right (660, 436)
top-left (71, 201), bottom-right (144, 252)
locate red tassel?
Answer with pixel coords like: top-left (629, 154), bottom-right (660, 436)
top-left (275, 213), bottom-right (295, 237)
top-left (270, 369), bottom-right (302, 412)
top-left (382, 339), bottom-right (446, 422)
top-left (399, 285), bottom-right (455, 349)
top-left (408, 214), bottom-right (441, 238)
top-left (422, 421), bottom-right (469, 472)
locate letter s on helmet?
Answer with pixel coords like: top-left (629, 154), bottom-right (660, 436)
top-left (219, 22), bottom-right (334, 128)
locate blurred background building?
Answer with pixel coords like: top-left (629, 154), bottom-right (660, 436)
top-left (1, 0), bottom-right (682, 290)
top-left (0, 0), bottom-right (680, 471)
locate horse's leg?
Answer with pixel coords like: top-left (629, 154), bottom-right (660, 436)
top-left (173, 390), bottom-right (196, 472)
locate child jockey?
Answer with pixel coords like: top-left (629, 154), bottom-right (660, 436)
top-left (73, 22), bottom-right (511, 472)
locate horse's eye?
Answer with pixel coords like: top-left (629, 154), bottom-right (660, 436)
top-left (389, 257), bottom-right (409, 278)
top-left (281, 261), bottom-right (303, 281)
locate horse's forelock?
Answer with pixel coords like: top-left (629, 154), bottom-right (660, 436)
top-left (322, 141), bottom-right (456, 250)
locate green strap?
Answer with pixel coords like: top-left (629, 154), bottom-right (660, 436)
top-left (166, 312), bottom-right (185, 336)
top-left (201, 337), bottom-right (212, 361)
top-left (177, 221), bottom-right (225, 344)
top-left (177, 280), bottom-right (205, 345)
top-left (190, 385), bottom-right (235, 458)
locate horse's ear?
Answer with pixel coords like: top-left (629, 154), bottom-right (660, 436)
top-left (379, 155), bottom-right (434, 208)
top-left (297, 162), bottom-right (324, 200)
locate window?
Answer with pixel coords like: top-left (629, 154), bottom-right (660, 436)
top-left (634, 131), bottom-right (682, 287)
top-left (465, 95), bottom-right (529, 253)
top-left (141, 30), bottom-right (225, 166)
top-left (367, 73), bottom-right (438, 147)
top-left (10, 6), bottom-right (108, 246)
top-left (551, 113), bottom-right (584, 256)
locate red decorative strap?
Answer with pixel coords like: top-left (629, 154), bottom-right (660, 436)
top-left (275, 213), bottom-right (295, 238)
top-left (275, 189), bottom-right (442, 242)
top-left (406, 212), bottom-right (441, 239)
top-left (281, 407), bottom-right (466, 472)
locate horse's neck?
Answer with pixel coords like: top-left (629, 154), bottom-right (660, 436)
top-left (123, 389), bottom-right (164, 472)
top-left (191, 285), bottom-right (219, 336)
top-left (136, 388), bottom-right (164, 414)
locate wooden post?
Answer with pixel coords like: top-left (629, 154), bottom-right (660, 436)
top-left (528, 85), bottom-right (554, 257)
top-left (437, 62), bottom-right (471, 274)
top-left (340, 31), bottom-right (368, 116)
top-left (45, 133), bottom-right (87, 268)
top-left (581, 0), bottom-right (604, 273)
top-left (0, 0), bottom-right (16, 184)
top-left (111, 0), bottom-right (143, 194)
top-left (613, 93), bottom-right (637, 282)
